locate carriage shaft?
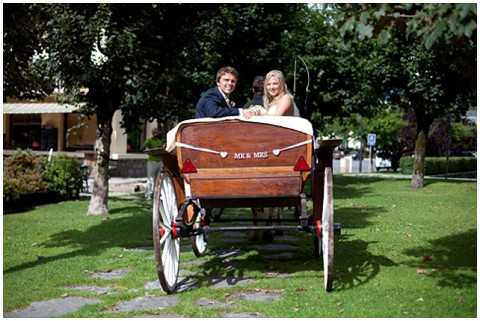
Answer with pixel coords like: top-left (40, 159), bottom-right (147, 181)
top-left (204, 225), bottom-right (307, 232)
top-left (212, 218), bottom-right (299, 223)
top-left (201, 223), bottom-right (341, 234)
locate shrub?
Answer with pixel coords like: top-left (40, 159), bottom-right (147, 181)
top-left (144, 136), bottom-right (166, 161)
top-left (399, 156), bottom-right (476, 175)
top-left (3, 150), bottom-right (47, 204)
top-left (42, 155), bottom-right (83, 199)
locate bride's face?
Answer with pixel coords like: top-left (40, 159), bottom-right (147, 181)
top-left (266, 76), bottom-right (283, 98)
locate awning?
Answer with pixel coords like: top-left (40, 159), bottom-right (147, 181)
top-left (2, 103), bottom-right (82, 114)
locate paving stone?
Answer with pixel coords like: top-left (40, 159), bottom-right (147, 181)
top-left (264, 271), bottom-right (294, 278)
top-left (273, 234), bottom-right (301, 242)
top-left (144, 280), bottom-right (162, 290)
top-left (179, 269), bottom-right (198, 277)
top-left (219, 312), bottom-right (264, 318)
top-left (196, 297), bottom-right (232, 309)
top-left (208, 276), bottom-right (256, 289)
top-left (176, 276), bottom-right (199, 293)
top-left (263, 252), bottom-right (297, 260)
top-left (90, 268), bottom-right (130, 280)
top-left (135, 314), bottom-right (183, 318)
top-left (123, 246), bottom-right (153, 252)
top-left (144, 269), bottom-right (198, 291)
top-left (64, 285), bottom-right (112, 294)
top-left (184, 258), bottom-right (208, 266)
top-left (180, 245), bottom-right (193, 252)
top-left (250, 243), bottom-right (298, 252)
top-left (222, 231), bottom-right (246, 238)
top-left (113, 296), bottom-right (179, 312)
top-left (223, 261), bottom-right (236, 271)
top-left (222, 237), bottom-right (247, 244)
top-left (211, 248), bottom-right (244, 259)
top-left (230, 290), bottom-right (282, 302)
top-left (4, 297), bottom-right (101, 318)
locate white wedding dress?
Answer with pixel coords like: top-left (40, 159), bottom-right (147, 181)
top-left (265, 93), bottom-right (300, 117)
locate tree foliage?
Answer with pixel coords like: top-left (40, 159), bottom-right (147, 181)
top-left (4, 3), bottom-right (476, 197)
top-left (332, 3), bottom-right (476, 187)
top-left (4, 3), bottom-right (307, 214)
top-left (3, 4), bottom-right (54, 100)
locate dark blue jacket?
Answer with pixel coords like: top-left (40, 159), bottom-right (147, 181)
top-left (243, 93), bottom-right (264, 108)
top-left (195, 87), bottom-right (240, 118)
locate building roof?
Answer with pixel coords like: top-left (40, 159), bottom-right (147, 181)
top-left (3, 103), bottom-right (82, 114)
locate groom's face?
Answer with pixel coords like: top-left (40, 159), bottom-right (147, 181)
top-left (217, 72), bottom-right (237, 96)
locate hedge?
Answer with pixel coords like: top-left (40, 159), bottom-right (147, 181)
top-left (43, 155), bottom-right (83, 199)
top-left (399, 156), bottom-right (477, 175)
top-left (3, 150), bottom-right (83, 211)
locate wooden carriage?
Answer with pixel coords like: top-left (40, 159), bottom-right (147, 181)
top-left (147, 116), bottom-right (341, 293)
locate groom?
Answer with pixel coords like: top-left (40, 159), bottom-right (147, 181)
top-left (195, 66), bottom-right (254, 119)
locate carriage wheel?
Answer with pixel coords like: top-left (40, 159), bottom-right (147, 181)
top-left (322, 167), bottom-right (334, 291)
top-left (191, 212), bottom-right (207, 257)
top-left (153, 172), bottom-right (180, 293)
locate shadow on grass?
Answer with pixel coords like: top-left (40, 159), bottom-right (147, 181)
top-left (401, 229), bottom-right (476, 289)
top-left (333, 176), bottom-right (388, 200)
top-left (335, 206), bottom-right (384, 229)
top-left (4, 199), bottom-right (153, 275)
top-left (3, 176), bottom-right (397, 290)
top-left (422, 178), bottom-right (477, 188)
top-left (171, 205), bottom-right (395, 293)
top-left (334, 234), bottom-right (397, 290)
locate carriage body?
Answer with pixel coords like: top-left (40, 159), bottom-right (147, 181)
top-left (148, 116), bottom-right (340, 293)
top-left (175, 118), bottom-right (312, 207)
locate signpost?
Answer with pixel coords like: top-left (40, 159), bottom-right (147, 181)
top-left (367, 133), bottom-right (376, 172)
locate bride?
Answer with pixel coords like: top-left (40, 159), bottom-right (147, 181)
top-left (264, 69), bottom-right (300, 116)
top-left (248, 70), bottom-right (300, 117)
top-left (248, 70), bottom-right (300, 241)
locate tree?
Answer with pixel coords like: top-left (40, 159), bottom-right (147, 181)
top-left (5, 3), bottom-right (307, 215)
top-left (368, 107), bottom-right (407, 171)
top-left (3, 4), bottom-right (54, 100)
top-left (320, 107), bottom-right (407, 172)
top-left (41, 4), bottom-right (233, 215)
top-left (337, 3), bottom-right (476, 188)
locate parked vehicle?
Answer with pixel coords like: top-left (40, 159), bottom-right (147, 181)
top-left (375, 156), bottom-right (392, 171)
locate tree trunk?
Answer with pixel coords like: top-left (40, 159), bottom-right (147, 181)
top-left (411, 127), bottom-right (428, 189)
top-left (87, 113), bottom-right (113, 216)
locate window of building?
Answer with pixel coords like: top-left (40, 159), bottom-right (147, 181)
top-left (10, 114), bottom-right (42, 150)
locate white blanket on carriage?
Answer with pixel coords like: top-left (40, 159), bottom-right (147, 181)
top-left (165, 116), bottom-right (314, 153)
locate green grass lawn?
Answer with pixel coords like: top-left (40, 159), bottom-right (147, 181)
top-left (3, 176), bottom-right (477, 317)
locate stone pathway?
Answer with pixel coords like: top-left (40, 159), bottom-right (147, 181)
top-left (250, 243), bottom-right (298, 252)
top-left (196, 297), bottom-right (232, 309)
top-left (89, 268), bottom-right (131, 280)
top-left (4, 297), bottom-right (101, 318)
top-left (209, 276), bottom-right (256, 289)
top-left (123, 246), bottom-right (153, 252)
top-left (65, 285), bottom-right (113, 295)
top-left (228, 290), bottom-right (283, 302)
top-left (5, 235), bottom-right (301, 317)
top-left (135, 313), bottom-right (183, 318)
top-left (112, 296), bottom-right (179, 312)
top-left (219, 312), bottom-right (264, 318)
top-left (264, 252), bottom-right (297, 260)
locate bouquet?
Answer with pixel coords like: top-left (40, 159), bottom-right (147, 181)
top-left (246, 104), bottom-right (267, 116)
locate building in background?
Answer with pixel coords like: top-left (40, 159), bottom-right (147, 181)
top-left (3, 100), bottom-right (158, 177)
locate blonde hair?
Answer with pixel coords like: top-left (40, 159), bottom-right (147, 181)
top-left (263, 70), bottom-right (291, 106)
